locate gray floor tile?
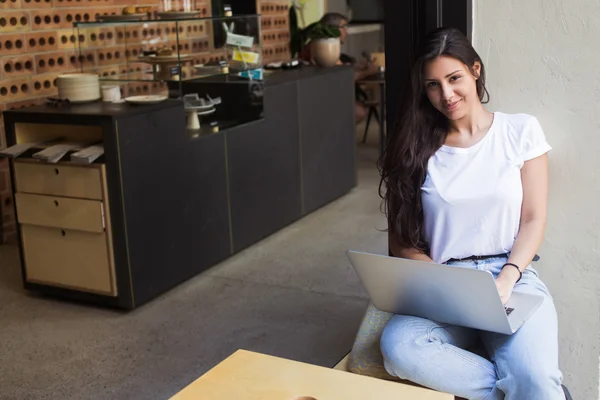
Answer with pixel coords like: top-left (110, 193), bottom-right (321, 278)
top-left (0, 275), bottom-right (368, 400)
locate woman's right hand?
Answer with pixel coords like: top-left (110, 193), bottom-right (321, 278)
top-left (494, 272), bottom-right (518, 305)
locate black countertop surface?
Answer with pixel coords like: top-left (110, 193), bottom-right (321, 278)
top-left (2, 66), bottom-right (352, 120)
top-left (2, 99), bottom-right (183, 119)
top-left (189, 65), bottom-right (353, 86)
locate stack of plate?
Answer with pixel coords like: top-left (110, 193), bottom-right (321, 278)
top-left (183, 93), bottom-right (220, 116)
top-left (56, 73), bottom-right (101, 103)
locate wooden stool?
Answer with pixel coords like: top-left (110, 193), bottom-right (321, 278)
top-left (341, 303), bottom-right (475, 400)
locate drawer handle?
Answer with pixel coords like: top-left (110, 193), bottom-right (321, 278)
top-left (54, 168), bottom-right (59, 175)
top-left (54, 200), bottom-right (59, 207)
top-left (61, 230), bottom-right (66, 237)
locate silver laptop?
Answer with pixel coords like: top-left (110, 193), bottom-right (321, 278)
top-left (347, 250), bottom-right (544, 335)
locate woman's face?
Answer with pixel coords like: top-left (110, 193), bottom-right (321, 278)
top-left (422, 55), bottom-right (481, 120)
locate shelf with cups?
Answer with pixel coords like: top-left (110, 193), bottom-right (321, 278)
top-left (64, 14), bottom-right (265, 128)
top-left (72, 14), bottom-right (264, 84)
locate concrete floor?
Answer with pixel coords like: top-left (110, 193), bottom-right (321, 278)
top-left (0, 125), bottom-right (387, 400)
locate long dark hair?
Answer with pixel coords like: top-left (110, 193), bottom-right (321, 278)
top-left (378, 27), bottom-right (489, 254)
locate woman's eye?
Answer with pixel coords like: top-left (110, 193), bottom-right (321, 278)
top-left (450, 75), bottom-right (461, 82)
top-left (426, 81), bottom-right (437, 88)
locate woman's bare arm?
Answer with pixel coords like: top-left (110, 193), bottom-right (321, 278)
top-left (499, 153), bottom-right (549, 285)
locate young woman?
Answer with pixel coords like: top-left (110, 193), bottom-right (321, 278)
top-left (378, 27), bottom-right (572, 400)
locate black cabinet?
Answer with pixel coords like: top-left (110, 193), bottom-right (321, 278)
top-left (226, 67), bottom-right (357, 252)
top-left (227, 81), bottom-right (302, 252)
top-left (116, 113), bottom-right (231, 304)
top-left (298, 69), bottom-right (356, 214)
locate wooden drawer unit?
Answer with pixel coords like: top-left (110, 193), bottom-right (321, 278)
top-left (14, 161), bottom-right (103, 200)
top-left (13, 161), bottom-right (117, 297)
top-left (15, 193), bottom-right (105, 233)
top-left (3, 99), bottom-right (219, 309)
top-left (21, 225), bottom-right (116, 296)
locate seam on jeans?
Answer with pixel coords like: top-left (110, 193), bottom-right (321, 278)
top-left (481, 384), bottom-right (504, 400)
top-left (427, 326), bottom-right (497, 376)
top-left (514, 272), bottom-right (552, 299)
top-left (523, 268), bottom-right (539, 278)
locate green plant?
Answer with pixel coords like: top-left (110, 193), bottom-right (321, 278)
top-left (304, 22), bottom-right (341, 41)
top-left (288, 11), bottom-right (342, 59)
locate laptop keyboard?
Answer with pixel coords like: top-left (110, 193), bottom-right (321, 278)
top-left (505, 307), bottom-right (514, 316)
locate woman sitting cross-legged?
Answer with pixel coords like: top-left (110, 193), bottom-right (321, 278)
top-left (377, 27), bottom-right (572, 400)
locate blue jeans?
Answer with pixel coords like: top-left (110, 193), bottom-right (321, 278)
top-left (380, 256), bottom-right (563, 400)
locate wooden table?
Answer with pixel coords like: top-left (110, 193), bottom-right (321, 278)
top-left (358, 71), bottom-right (386, 156)
top-left (170, 350), bottom-right (453, 400)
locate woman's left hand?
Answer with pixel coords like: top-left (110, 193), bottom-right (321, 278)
top-left (495, 269), bottom-right (520, 305)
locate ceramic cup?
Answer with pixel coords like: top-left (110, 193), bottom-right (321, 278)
top-left (101, 85), bottom-right (121, 102)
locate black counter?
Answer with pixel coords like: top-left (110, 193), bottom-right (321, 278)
top-left (3, 66), bottom-right (357, 309)
top-left (175, 65), bottom-right (354, 127)
top-left (12, 99), bottom-right (182, 118)
top-left (190, 65), bottom-right (353, 86)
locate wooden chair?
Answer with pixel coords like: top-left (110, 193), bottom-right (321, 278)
top-left (360, 51), bottom-right (386, 144)
top-left (371, 52), bottom-right (385, 68)
top-left (362, 99), bottom-right (381, 143)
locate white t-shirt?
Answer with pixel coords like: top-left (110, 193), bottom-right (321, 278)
top-left (421, 112), bottom-right (552, 264)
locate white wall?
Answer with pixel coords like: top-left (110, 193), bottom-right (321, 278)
top-left (474, 1), bottom-right (600, 399)
top-left (325, 0), bottom-right (347, 14)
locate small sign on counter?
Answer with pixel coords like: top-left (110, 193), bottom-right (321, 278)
top-left (238, 69), bottom-right (264, 80)
top-left (226, 32), bottom-right (254, 48)
top-left (232, 49), bottom-right (260, 64)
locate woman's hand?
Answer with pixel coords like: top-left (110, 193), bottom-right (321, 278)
top-left (495, 267), bottom-right (521, 304)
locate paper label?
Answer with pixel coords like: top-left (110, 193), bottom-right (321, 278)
top-left (226, 33), bottom-right (255, 48)
top-left (232, 50), bottom-right (260, 64)
top-left (239, 69), bottom-right (264, 80)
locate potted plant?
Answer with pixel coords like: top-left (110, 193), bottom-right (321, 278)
top-left (304, 22), bottom-right (342, 67)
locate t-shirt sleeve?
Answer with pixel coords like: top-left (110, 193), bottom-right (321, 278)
top-left (521, 116), bottom-right (552, 162)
